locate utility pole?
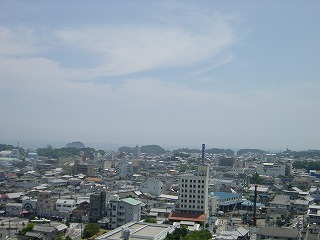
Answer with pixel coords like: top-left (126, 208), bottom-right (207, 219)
top-left (253, 185), bottom-right (257, 227)
top-left (8, 218), bottom-right (11, 239)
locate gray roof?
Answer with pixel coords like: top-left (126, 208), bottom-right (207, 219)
top-left (294, 199), bottom-right (309, 205)
top-left (256, 227), bottom-right (299, 238)
top-left (25, 232), bottom-right (43, 238)
top-left (33, 225), bottom-right (56, 233)
top-left (269, 195), bottom-right (291, 205)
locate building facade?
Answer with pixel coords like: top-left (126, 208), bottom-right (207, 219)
top-left (139, 178), bottom-right (164, 197)
top-left (108, 196), bottom-right (142, 229)
top-left (169, 165), bottom-right (209, 223)
top-left (36, 191), bottom-right (56, 217)
top-left (89, 191), bottom-right (107, 222)
top-left (55, 199), bottom-right (76, 213)
top-left (256, 162), bottom-right (291, 177)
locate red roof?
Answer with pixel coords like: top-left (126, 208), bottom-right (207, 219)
top-left (0, 194), bottom-right (8, 199)
top-left (168, 212), bottom-right (206, 222)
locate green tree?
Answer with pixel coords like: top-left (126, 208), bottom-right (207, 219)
top-left (144, 218), bottom-right (157, 223)
top-left (83, 223), bottom-right (100, 238)
top-left (65, 220), bottom-right (70, 228)
top-left (182, 230), bottom-right (212, 240)
top-left (16, 172), bottom-right (24, 178)
top-left (250, 173), bottom-right (262, 184)
top-left (19, 222), bottom-right (35, 235)
top-left (165, 226), bottom-right (189, 240)
top-left (56, 233), bottom-right (64, 240)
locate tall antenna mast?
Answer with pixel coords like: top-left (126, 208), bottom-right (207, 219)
top-left (201, 144), bottom-right (205, 165)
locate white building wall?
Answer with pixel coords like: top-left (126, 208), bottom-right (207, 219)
top-left (118, 159), bottom-right (133, 176)
top-left (108, 200), bottom-right (141, 229)
top-left (139, 178), bottom-right (164, 197)
top-left (209, 195), bottom-right (219, 214)
top-left (55, 199), bottom-right (76, 212)
top-left (178, 165), bottom-right (209, 215)
top-left (256, 163), bottom-right (286, 177)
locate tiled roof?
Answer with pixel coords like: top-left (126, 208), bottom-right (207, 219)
top-left (168, 212), bottom-right (206, 222)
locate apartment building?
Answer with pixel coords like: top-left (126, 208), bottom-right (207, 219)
top-left (108, 196), bottom-right (142, 229)
top-left (75, 161), bottom-right (94, 177)
top-left (36, 191), bottom-right (56, 217)
top-left (89, 191), bottom-right (107, 222)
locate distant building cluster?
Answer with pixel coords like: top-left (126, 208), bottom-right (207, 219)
top-left (1, 144), bottom-right (320, 239)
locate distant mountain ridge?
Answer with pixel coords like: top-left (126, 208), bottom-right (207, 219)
top-left (118, 145), bottom-right (166, 155)
top-left (172, 148), bottom-right (234, 156)
top-left (237, 149), bottom-right (266, 155)
top-left (118, 145), bottom-right (234, 156)
top-left (65, 141), bottom-right (85, 149)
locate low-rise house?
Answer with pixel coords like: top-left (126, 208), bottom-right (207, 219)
top-left (240, 200), bottom-right (264, 212)
top-left (292, 199), bottom-right (309, 213)
top-left (6, 202), bottom-right (22, 216)
top-left (248, 185), bottom-right (272, 203)
top-left (266, 207), bottom-right (288, 225)
top-left (25, 224), bottom-right (60, 240)
top-left (310, 187), bottom-right (320, 203)
top-left (71, 199), bottom-right (90, 223)
top-left (268, 195), bottom-right (291, 210)
top-left (256, 226), bottom-right (300, 240)
top-left (307, 204), bottom-right (320, 225)
top-left (6, 192), bottom-right (24, 202)
top-left (216, 227), bottom-right (250, 240)
top-left (292, 177), bottom-right (311, 190)
top-left (149, 208), bottom-right (171, 219)
top-left (47, 178), bottom-right (68, 187)
top-left (270, 184), bottom-right (284, 194)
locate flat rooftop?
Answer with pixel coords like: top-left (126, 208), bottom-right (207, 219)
top-left (96, 222), bottom-right (175, 240)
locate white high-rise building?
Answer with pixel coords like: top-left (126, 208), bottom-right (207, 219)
top-left (169, 165), bottom-right (209, 223)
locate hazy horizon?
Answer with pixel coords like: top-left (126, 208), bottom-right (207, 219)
top-left (1, 1), bottom-right (320, 151)
top-left (0, 138), bottom-right (314, 153)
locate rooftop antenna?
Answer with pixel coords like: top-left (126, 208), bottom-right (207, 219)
top-left (201, 144), bottom-right (205, 165)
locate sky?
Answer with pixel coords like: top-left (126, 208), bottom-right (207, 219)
top-left (1, 0), bottom-right (320, 151)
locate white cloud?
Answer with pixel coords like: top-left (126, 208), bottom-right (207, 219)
top-left (0, 26), bottom-right (43, 56)
top-left (55, 13), bottom-right (236, 77)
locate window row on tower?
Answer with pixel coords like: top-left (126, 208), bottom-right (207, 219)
top-left (181, 179), bottom-right (205, 183)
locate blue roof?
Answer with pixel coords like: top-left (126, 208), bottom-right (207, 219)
top-left (212, 192), bottom-right (241, 200)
